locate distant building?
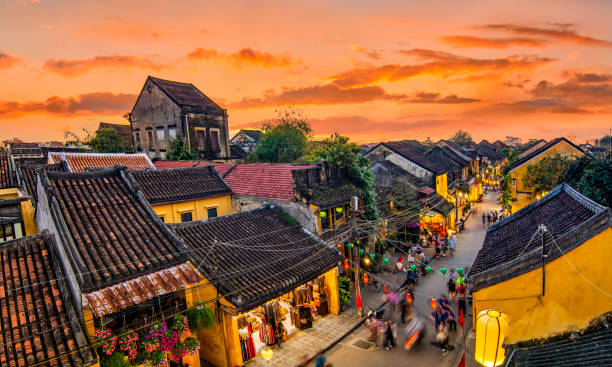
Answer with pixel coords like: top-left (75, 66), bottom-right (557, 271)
top-left (97, 121), bottom-right (134, 152)
top-left (505, 136), bottom-right (522, 147)
top-left (130, 76), bottom-right (231, 160)
top-left (230, 129), bottom-right (263, 153)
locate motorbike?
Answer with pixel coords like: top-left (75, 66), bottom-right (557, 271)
top-left (457, 219), bottom-right (465, 232)
top-left (403, 314), bottom-right (426, 351)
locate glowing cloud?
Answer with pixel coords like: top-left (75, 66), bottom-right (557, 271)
top-left (43, 55), bottom-right (167, 77)
top-left (187, 47), bottom-right (299, 68)
top-left (0, 53), bottom-right (20, 70)
top-left (441, 35), bottom-right (546, 48)
top-left (480, 23), bottom-right (612, 46)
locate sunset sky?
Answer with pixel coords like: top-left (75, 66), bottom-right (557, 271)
top-left (1, 0), bottom-right (611, 143)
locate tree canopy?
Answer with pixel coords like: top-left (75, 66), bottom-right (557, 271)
top-left (248, 107), bottom-right (310, 163)
top-left (564, 155), bottom-right (612, 207)
top-left (449, 130), bottom-right (474, 147)
top-left (166, 137), bottom-right (199, 160)
top-left (87, 128), bottom-right (124, 153)
top-left (522, 154), bottom-right (573, 193)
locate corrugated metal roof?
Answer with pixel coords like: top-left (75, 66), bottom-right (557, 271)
top-left (84, 263), bottom-right (201, 318)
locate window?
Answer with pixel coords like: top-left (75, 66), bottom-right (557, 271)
top-left (168, 126), bottom-right (177, 139)
top-left (320, 212), bottom-right (330, 231)
top-left (135, 131), bottom-right (141, 145)
top-left (156, 127), bottom-right (165, 140)
top-left (159, 215), bottom-right (165, 222)
top-left (210, 129), bottom-right (220, 151)
top-left (147, 130), bottom-right (153, 150)
top-left (180, 212), bottom-right (193, 222)
top-left (207, 208), bottom-right (218, 218)
top-left (195, 128), bottom-right (206, 149)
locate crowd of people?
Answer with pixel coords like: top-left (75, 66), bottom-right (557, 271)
top-left (482, 208), bottom-right (505, 227)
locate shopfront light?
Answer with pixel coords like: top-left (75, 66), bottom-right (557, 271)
top-left (261, 348), bottom-right (273, 361)
top-left (475, 310), bottom-right (509, 367)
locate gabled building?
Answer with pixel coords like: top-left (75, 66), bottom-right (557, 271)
top-left (492, 140), bottom-right (509, 152)
top-left (97, 122), bottom-right (134, 152)
top-left (130, 165), bottom-right (233, 223)
top-left (48, 151), bottom-right (155, 172)
top-left (130, 76), bottom-right (230, 160)
top-left (36, 167), bottom-right (201, 333)
top-left (230, 129), bottom-right (263, 153)
top-left (507, 137), bottom-right (584, 201)
top-left (0, 232), bottom-right (97, 367)
top-left (469, 184), bottom-right (611, 347)
top-left (518, 139), bottom-right (547, 159)
top-left (474, 140), bottom-right (501, 166)
top-left (171, 204), bottom-right (342, 367)
top-left (364, 140), bottom-right (448, 198)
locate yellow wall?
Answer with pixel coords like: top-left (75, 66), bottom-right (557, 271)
top-left (323, 268), bottom-right (340, 315)
top-left (435, 173), bottom-right (448, 199)
top-left (20, 199), bottom-right (37, 236)
top-left (472, 227), bottom-right (612, 344)
top-left (151, 194), bottom-right (232, 223)
top-left (510, 140), bottom-right (584, 194)
top-left (0, 187), bottom-right (18, 199)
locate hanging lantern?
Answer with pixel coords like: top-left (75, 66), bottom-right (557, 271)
top-left (457, 267), bottom-right (464, 276)
top-left (359, 248), bottom-right (365, 256)
top-left (409, 264), bottom-right (416, 271)
top-left (370, 253), bottom-right (376, 260)
top-left (406, 293), bottom-right (412, 304)
top-left (475, 310), bottom-right (509, 367)
top-left (363, 273), bottom-right (369, 284)
top-left (356, 240), bottom-right (360, 244)
top-left (347, 243), bottom-right (354, 249)
top-left (430, 298), bottom-right (437, 310)
top-left (425, 266), bottom-right (431, 274)
top-left (384, 285), bottom-right (389, 294)
top-left (261, 348), bottom-right (274, 361)
top-left (457, 276), bottom-right (465, 285)
top-left (383, 257), bottom-right (389, 264)
top-left (344, 259), bottom-right (349, 270)
top-left (319, 211), bottom-right (327, 218)
top-left (336, 207), bottom-right (343, 213)
top-left (440, 267), bottom-right (447, 275)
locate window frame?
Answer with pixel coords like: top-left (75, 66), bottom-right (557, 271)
top-left (207, 207), bottom-right (218, 218)
top-left (195, 128), bottom-right (206, 149)
top-left (209, 128), bottom-right (221, 151)
top-left (180, 212), bottom-right (193, 223)
top-left (156, 126), bottom-right (165, 141)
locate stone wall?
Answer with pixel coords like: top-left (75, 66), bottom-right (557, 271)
top-left (232, 194), bottom-right (317, 233)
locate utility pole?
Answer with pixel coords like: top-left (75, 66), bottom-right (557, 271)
top-left (351, 196), bottom-right (362, 317)
top-left (539, 225), bottom-right (547, 296)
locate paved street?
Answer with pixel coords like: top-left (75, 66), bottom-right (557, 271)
top-left (324, 192), bottom-right (501, 367)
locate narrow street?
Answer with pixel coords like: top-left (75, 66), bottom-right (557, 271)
top-left (324, 191), bottom-right (501, 367)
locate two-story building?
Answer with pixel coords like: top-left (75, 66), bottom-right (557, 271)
top-left (130, 76), bottom-right (231, 160)
top-left (130, 165), bottom-right (233, 223)
top-left (468, 184), bottom-right (612, 365)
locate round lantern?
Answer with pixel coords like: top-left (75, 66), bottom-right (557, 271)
top-left (409, 264), bottom-right (416, 271)
top-left (430, 298), bottom-right (437, 310)
top-left (425, 266), bottom-right (431, 274)
top-left (370, 253), bottom-right (376, 260)
top-left (440, 267), bottom-right (447, 275)
top-left (457, 268), bottom-right (464, 276)
top-left (475, 310), bottom-right (509, 367)
top-left (359, 248), bottom-right (365, 256)
top-left (347, 243), bottom-right (354, 249)
top-left (319, 211), bottom-right (327, 218)
top-left (383, 257), bottom-right (389, 264)
top-left (406, 293), bottom-right (412, 304)
top-left (344, 259), bottom-right (349, 270)
top-left (363, 273), bottom-right (369, 284)
top-left (384, 285), bottom-right (389, 294)
top-left (336, 207), bottom-right (343, 213)
top-left (261, 348), bottom-right (273, 361)
top-left (356, 240), bottom-right (360, 244)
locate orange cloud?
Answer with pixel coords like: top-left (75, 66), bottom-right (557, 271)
top-left (480, 24), bottom-right (612, 46)
top-left (0, 92), bottom-right (137, 118)
top-left (329, 49), bottom-right (554, 87)
top-left (187, 47), bottom-right (298, 68)
top-left (350, 46), bottom-right (382, 60)
top-left (563, 70), bottom-right (610, 83)
top-left (441, 35), bottom-right (546, 48)
top-left (43, 55), bottom-right (167, 76)
top-left (0, 53), bottom-right (20, 69)
top-left (229, 84), bottom-right (404, 109)
top-left (531, 79), bottom-right (612, 106)
top-left (408, 92), bottom-right (480, 103)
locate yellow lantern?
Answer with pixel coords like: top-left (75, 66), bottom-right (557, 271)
top-left (475, 309), bottom-right (509, 367)
top-left (261, 348), bottom-right (273, 361)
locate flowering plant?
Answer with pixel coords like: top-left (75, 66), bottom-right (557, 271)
top-left (148, 322), bottom-right (168, 339)
top-left (117, 330), bottom-right (139, 361)
top-left (160, 330), bottom-right (179, 352)
top-left (169, 336), bottom-right (200, 362)
top-left (150, 350), bottom-right (167, 367)
top-left (93, 329), bottom-right (117, 356)
top-left (172, 315), bottom-right (190, 335)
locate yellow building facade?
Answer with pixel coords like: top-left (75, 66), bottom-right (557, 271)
top-left (152, 194), bottom-right (233, 223)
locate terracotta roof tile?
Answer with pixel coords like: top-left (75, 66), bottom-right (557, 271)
top-left (222, 164), bottom-right (312, 201)
top-left (17, 163), bottom-right (66, 203)
top-left (43, 167), bottom-right (189, 292)
top-left (382, 141), bottom-right (445, 174)
top-left (0, 233), bottom-right (96, 367)
top-left (0, 153), bottom-right (17, 189)
top-left (48, 152), bottom-right (154, 173)
top-left (171, 205), bottom-right (342, 311)
top-left (131, 166), bottom-right (231, 204)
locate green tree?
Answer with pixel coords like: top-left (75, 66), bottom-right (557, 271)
top-left (500, 172), bottom-right (512, 206)
top-left (597, 135), bottom-right (612, 147)
top-left (523, 154), bottom-right (573, 194)
top-left (449, 129), bottom-right (474, 147)
top-left (248, 107), bottom-right (310, 163)
top-left (165, 137), bottom-right (199, 160)
top-left (564, 155), bottom-right (612, 207)
top-left (303, 134), bottom-right (379, 220)
top-left (87, 128), bottom-right (124, 153)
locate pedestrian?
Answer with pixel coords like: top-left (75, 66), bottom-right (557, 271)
top-left (448, 235), bottom-right (455, 257)
top-left (315, 351), bottom-right (327, 367)
top-left (434, 240), bottom-right (441, 259)
top-left (400, 293), bottom-right (412, 324)
top-left (275, 319), bottom-right (285, 348)
top-left (457, 282), bottom-right (467, 317)
top-left (445, 310), bottom-right (457, 332)
top-left (436, 321), bottom-right (449, 352)
top-left (447, 277), bottom-right (456, 300)
top-left (487, 213), bottom-right (491, 226)
top-left (482, 213), bottom-right (486, 228)
top-left (442, 237), bottom-right (448, 257)
top-left (430, 307), bottom-right (443, 329)
top-left (365, 316), bottom-right (378, 343)
top-left (383, 320), bottom-right (396, 350)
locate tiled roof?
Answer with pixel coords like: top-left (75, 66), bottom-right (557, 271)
top-left (519, 139), bottom-right (548, 159)
top-left (223, 164), bottom-right (312, 200)
top-left (49, 152), bottom-right (155, 173)
top-left (425, 146), bottom-right (469, 173)
top-left (41, 167), bottom-right (190, 292)
top-left (153, 161), bottom-right (235, 176)
top-left (0, 233), bottom-right (96, 367)
top-left (382, 141), bottom-right (445, 174)
top-left (509, 137), bottom-right (584, 172)
top-left (0, 153), bottom-right (16, 189)
top-left (423, 192), bottom-right (455, 217)
top-left (148, 76), bottom-right (224, 114)
top-left (512, 321), bottom-right (612, 367)
top-left (17, 163), bottom-right (66, 203)
top-left (474, 141), bottom-right (500, 162)
top-left (493, 140), bottom-right (509, 151)
top-left (371, 160), bottom-right (429, 188)
top-left (230, 144), bottom-right (248, 160)
top-left (310, 183), bottom-right (362, 210)
top-left (131, 166), bottom-right (231, 204)
top-left (470, 184), bottom-right (611, 291)
top-left (85, 263), bottom-right (201, 318)
top-left (171, 205), bottom-right (342, 311)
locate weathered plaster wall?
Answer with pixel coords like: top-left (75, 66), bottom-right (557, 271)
top-left (151, 194), bottom-right (233, 223)
top-left (232, 194), bottom-right (317, 233)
